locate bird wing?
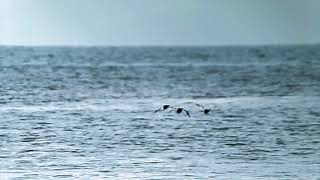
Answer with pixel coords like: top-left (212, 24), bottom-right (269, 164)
top-left (194, 103), bottom-right (205, 108)
top-left (184, 110), bottom-right (191, 117)
top-left (168, 107), bottom-right (176, 112)
top-left (181, 102), bottom-right (205, 108)
top-left (154, 108), bottom-right (161, 113)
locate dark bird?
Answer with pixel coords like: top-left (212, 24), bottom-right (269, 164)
top-left (155, 105), bottom-right (190, 117)
top-left (154, 104), bottom-right (171, 113)
top-left (172, 107), bottom-right (191, 117)
top-left (194, 103), bottom-right (211, 114)
top-left (203, 109), bottom-right (211, 114)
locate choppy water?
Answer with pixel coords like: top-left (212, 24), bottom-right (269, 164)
top-left (0, 45), bottom-right (319, 179)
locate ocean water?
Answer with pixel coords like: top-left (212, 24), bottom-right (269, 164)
top-left (0, 45), bottom-right (319, 179)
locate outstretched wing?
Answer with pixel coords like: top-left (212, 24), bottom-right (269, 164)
top-left (184, 110), bottom-right (191, 117)
top-left (154, 108), bottom-right (161, 113)
top-left (182, 102), bottom-right (205, 108)
top-left (194, 103), bottom-right (205, 108)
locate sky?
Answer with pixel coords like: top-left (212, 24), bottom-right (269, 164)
top-left (0, 0), bottom-right (319, 46)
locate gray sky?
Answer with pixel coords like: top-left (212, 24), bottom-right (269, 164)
top-left (0, 0), bottom-right (319, 46)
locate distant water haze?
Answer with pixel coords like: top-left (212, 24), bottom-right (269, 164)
top-left (1, 0), bottom-right (320, 46)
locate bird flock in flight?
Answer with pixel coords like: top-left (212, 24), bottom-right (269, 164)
top-left (154, 103), bottom-right (211, 117)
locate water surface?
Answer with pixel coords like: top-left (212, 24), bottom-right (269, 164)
top-left (0, 45), bottom-right (319, 179)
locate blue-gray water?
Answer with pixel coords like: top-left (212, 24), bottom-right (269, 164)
top-left (0, 45), bottom-right (319, 179)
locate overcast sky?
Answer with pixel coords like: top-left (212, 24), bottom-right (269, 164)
top-left (0, 0), bottom-right (319, 46)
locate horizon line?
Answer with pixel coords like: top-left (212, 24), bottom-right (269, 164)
top-left (0, 42), bottom-right (319, 48)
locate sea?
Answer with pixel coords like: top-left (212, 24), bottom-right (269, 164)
top-left (0, 45), bottom-right (319, 179)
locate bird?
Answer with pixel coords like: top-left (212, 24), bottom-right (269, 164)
top-left (193, 103), bottom-right (211, 114)
top-left (155, 105), bottom-right (191, 117)
top-left (154, 104), bottom-right (171, 113)
top-left (170, 107), bottom-right (191, 117)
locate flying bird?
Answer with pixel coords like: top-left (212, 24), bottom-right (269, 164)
top-left (170, 107), bottom-right (191, 117)
top-left (155, 105), bottom-right (191, 117)
top-left (154, 104), bottom-right (171, 113)
top-left (188, 102), bottom-right (211, 114)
